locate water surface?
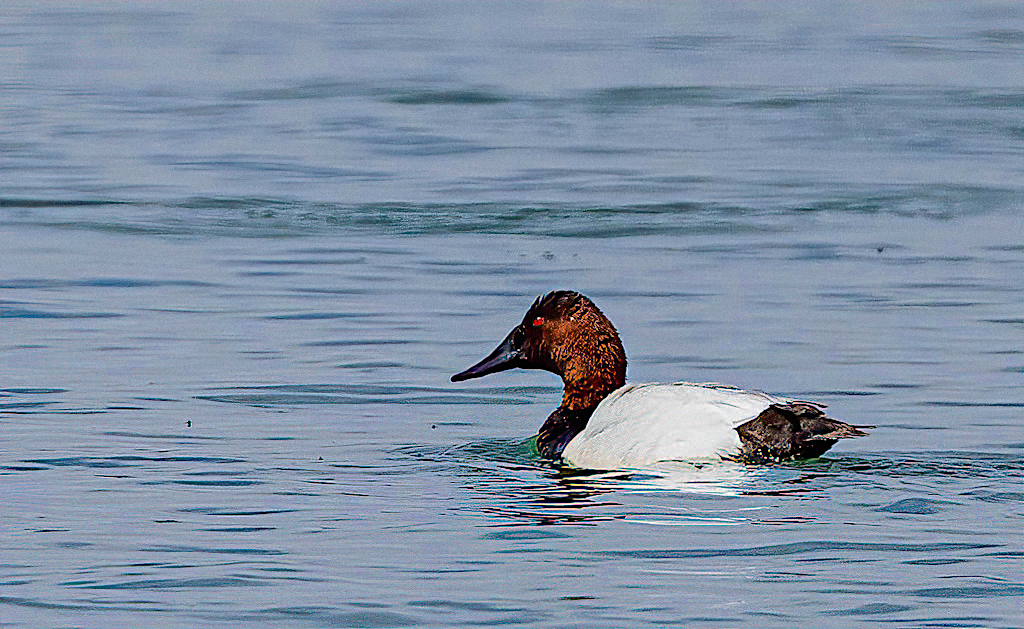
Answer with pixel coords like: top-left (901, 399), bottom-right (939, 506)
top-left (2, 2), bottom-right (1023, 627)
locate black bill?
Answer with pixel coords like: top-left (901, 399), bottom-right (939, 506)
top-left (451, 326), bottom-right (523, 382)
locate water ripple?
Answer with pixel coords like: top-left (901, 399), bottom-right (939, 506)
top-left (196, 384), bottom-right (548, 406)
top-left (593, 541), bottom-right (999, 560)
top-left (5, 186), bottom-right (1022, 238)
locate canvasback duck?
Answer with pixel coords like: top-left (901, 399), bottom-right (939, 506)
top-left (452, 291), bottom-right (867, 469)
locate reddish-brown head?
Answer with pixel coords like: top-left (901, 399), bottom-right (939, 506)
top-left (452, 291), bottom-right (627, 410)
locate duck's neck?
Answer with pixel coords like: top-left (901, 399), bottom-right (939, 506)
top-left (561, 372), bottom-right (622, 411)
top-left (537, 363), bottom-right (625, 459)
top-left (533, 300), bottom-right (627, 459)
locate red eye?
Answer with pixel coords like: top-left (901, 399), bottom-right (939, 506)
top-left (532, 317), bottom-right (545, 327)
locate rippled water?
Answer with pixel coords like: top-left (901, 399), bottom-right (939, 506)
top-left (2, 2), bottom-right (1023, 628)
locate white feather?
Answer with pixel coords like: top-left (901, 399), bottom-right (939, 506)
top-left (561, 382), bottom-right (785, 469)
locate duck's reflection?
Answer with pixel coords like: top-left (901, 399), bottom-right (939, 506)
top-left (462, 444), bottom-right (771, 526)
top-left (396, 438), bottom-right (839, 527)
top-left (479, 461), bottom-right (766, 526)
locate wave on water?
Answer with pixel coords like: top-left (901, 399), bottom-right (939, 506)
top-left (195, 384), bottom-right (557, 407)
top-left (2, 184), bottom-right (1020, 238)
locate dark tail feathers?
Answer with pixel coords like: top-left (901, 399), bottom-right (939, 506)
top-left (734, 401), bottom-right (869, 463)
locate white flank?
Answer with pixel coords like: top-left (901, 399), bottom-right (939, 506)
top-left (561, 382), bottom-right (785, 470)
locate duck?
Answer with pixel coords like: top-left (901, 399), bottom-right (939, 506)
top-left (451, 290), bottom-right (867, 470)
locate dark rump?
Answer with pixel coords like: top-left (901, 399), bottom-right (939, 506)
top-left (733, 402), bottom-right (869, 463)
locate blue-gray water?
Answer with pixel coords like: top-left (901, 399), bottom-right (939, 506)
top-left (2, 2), bottom-right (1023, 627)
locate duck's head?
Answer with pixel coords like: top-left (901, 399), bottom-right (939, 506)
top-left (451, 291), bottom-right (627, 409)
